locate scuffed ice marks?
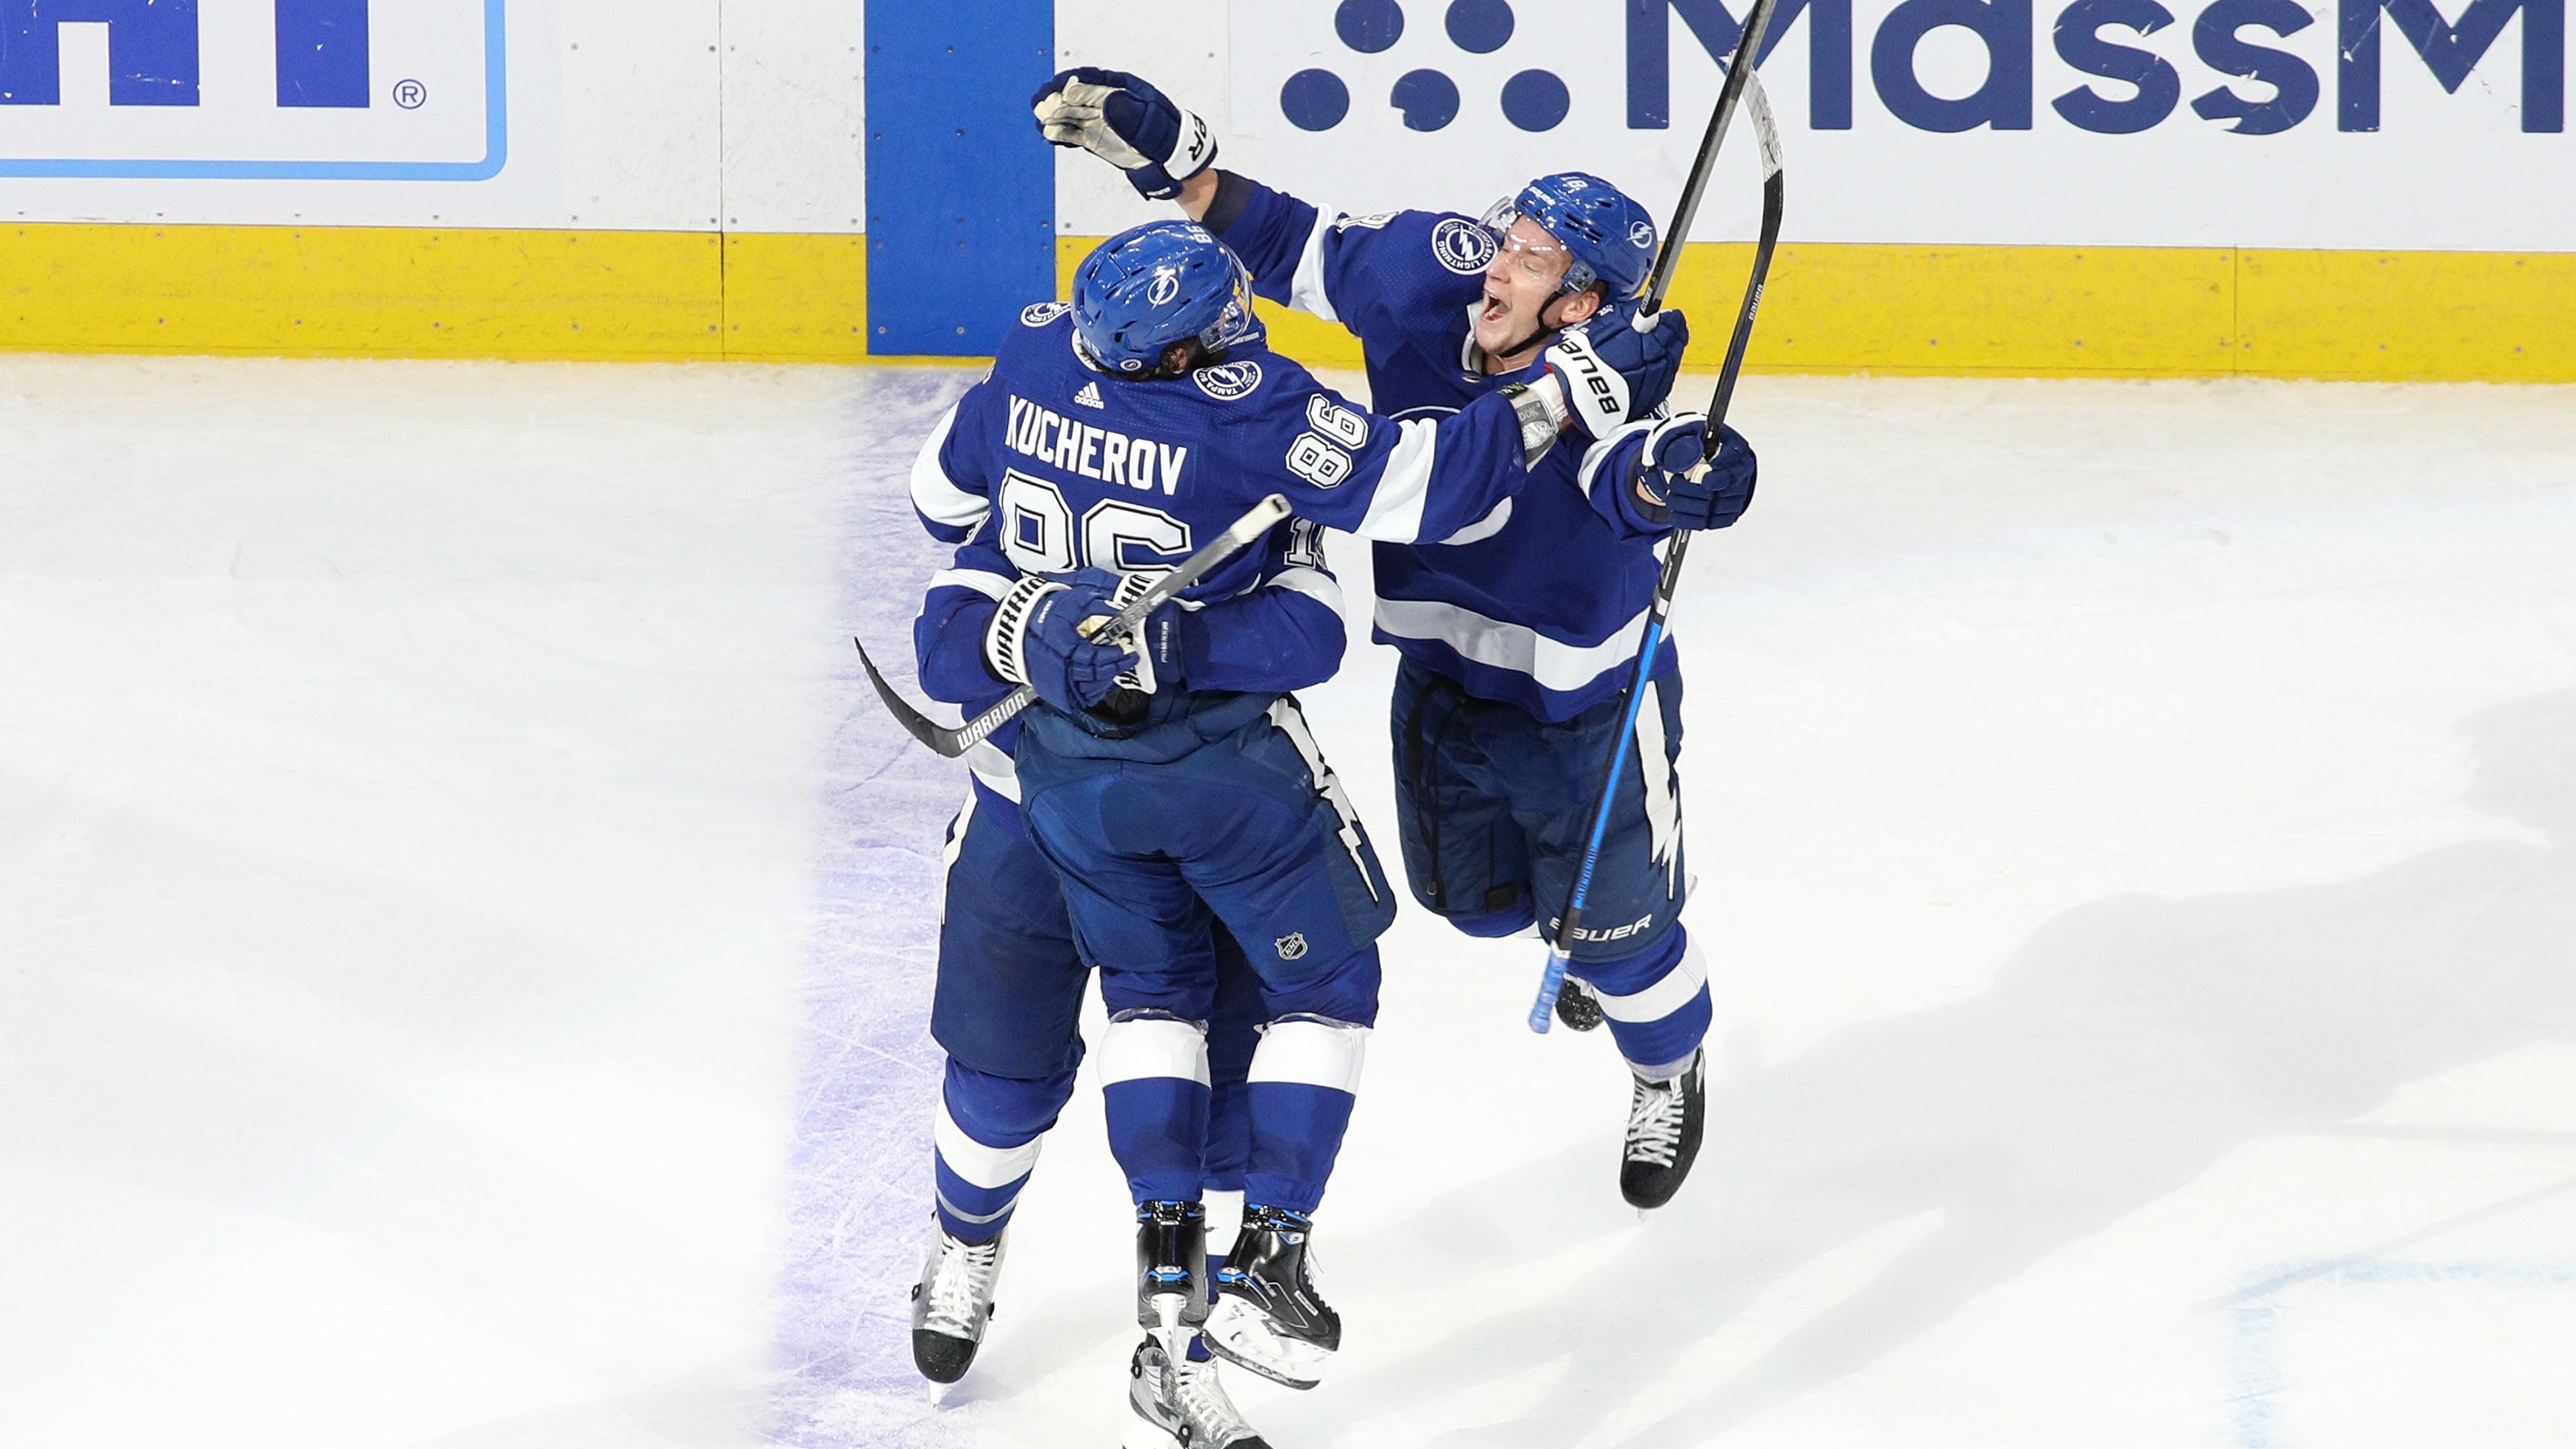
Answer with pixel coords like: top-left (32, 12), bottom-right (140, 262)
top-left (772, 367), bottom-right (987, 1449)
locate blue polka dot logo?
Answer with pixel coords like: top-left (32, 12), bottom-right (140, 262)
top-left (1020, 302), bottom-right (1071, 327)
top-left (1193, 360), bottom-right (1265, 401)
top-left (1431, 217), bottom-right (1498, 275)
top-left (1275, 931), bottom-right (1309, 961)
top-left (1278, 1), bottom-right (1571, 135)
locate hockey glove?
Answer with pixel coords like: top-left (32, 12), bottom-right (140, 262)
top-left (1631, 418), bottom-right (1759, 531)
top-left (1542, 302), bottom-right (1690, 440)
top-left (1100, 569), bottom-right (1187, 696)
top-left (983, 573), bottom-right (1132, 714)
top-left (1030, 68), bottom-right (1218, 202)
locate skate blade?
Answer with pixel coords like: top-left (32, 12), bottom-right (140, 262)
top-left (1203, 1300), bottom-right (1329, 1391)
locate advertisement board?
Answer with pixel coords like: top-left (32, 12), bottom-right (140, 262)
top-left (0, 1), bottom-right (506, 179)
top-left (1230, 0), bottom-right (2572, 252)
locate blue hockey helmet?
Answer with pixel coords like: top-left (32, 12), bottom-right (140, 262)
top-left (1480, 172), bottom-right (1659, 301)
top-left (1070, 221), bottom-right (1263, 374)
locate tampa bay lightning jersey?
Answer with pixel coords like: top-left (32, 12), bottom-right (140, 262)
top-left (1213, 178), bottom-right (1680, 722)
top-left (908, 303), bottom-right (1537, 799)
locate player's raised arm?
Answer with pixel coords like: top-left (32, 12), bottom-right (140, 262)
top-left (1032, 67), bottom-right (1472, 351)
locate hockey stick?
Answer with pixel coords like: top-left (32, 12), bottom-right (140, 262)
top-left (1528, 65), bottom-right (1785, 1035)
top-left (856, 493), bottom-right (1294, 759)
top-left (1637, 0), bottom-right (1782, 320)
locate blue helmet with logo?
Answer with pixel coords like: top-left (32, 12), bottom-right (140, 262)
top-left (1484, 172), bottom-right (1660, 301)
top-left (1070, 221), bottom-right (1264, 374)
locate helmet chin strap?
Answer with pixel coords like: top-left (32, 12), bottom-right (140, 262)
top-left (1490, 292), bottom-right (1582, 372)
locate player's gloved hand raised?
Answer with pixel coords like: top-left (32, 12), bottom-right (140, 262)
top-left (982, 573), bottom-right (1133, 714)
top-left (1630, 417), bottom-right (1758, 531)
top-left (1030, 68), bottom-right (1218, 202)
top-left (1540, 302), bottom-right (1690, 439)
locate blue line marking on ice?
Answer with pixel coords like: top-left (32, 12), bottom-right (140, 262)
top-left (774, 370), bottom-right (986, 1447)
top-left (2222, 1259), bottom-right (2576, 1449)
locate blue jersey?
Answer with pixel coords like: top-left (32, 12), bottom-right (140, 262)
top-left (1214, 179), bottom-right (1680, 721)
top-left (909, 304), bottom-right (1536, 785)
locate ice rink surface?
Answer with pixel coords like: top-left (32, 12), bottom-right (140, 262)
top-left (3, 355), bottom-right (2572, 1448)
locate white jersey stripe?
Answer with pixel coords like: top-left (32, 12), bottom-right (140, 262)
top-left (1373, 596), bottom-right (1654, 695)
top-left (908, 402), bottom-right (987, 533)
top-left (1289, 212), bottom-right (1343, 324)
top-left (1593, 940), bottom-right (1709, 1025)
top-left (928, 567), bottom-right (1014, 602)
top-left (1353, 417), bottom-right (1438, 543)
top-left (1246, 1017), bottom-right (1370, 1094)
top-left (1265, 565), bottom-right (1346, 616)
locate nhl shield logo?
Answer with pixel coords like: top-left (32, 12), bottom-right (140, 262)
top-left (1275, 932), bottom-right (1309, 961)
top-left (1431, 217), bottom-right (1498, 275)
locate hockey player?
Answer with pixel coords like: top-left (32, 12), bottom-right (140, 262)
top-left (905, 220), bottom-right (1691, 1437)
top-left (1035, 70), bottom-right (1763, 1210)
top-left (901, 482), bottom-right (1301, 1424)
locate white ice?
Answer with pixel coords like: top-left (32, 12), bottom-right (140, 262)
top-left (3, 356), bottom-right (2572, 1449)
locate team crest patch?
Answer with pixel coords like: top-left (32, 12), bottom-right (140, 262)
top-left (1275, 932), bottom-right (1309, 961)
top-left (1193, 360), bottom-right (1263, 400)
top-left (1431, 217), bottom-right (1498, 275)
top-left (1629, 220), bottom-right (1656, 249)
top-left (1020, 302), bottom-right (1070, 327)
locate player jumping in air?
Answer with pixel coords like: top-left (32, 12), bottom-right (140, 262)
top-left (902, 220), bottom-right (1690, 1443)
top-left (1035, 70), bottom-right (1762, 1211)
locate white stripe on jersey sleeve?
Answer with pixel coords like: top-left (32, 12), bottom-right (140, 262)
top-left (1372, 595), bottom-right (1654, 694)
top-left (908, 402), bottom-right (988, 533)
top-left (1264, 565), bottom-right (1346, 617)
top-left (927, 566), bottom-right (1015, 602)
top-left (1290, 211), bottom-right (1344, 324)
top-left (1352, 417), bottom-right (1438, 543)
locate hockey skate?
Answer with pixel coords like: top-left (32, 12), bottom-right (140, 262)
top-left (1135, 1200), bottom-right (1211, 1402)
top-left (909, 1222), bottom-right (1008, 1384)
top-left (1620, 1048), bottom-right (1705, 1210)
top-left (1127, 1336), bottom-right (1273, 1449)
top-left (1555, 977), bottom-right (1605, 1032)
top-left (1206, 1204), bottom-right (1340, 1390)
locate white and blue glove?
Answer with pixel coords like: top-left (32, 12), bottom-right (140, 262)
top-left (1631, 417), bottom-right (1758, 531)
top-left (983, 573), bottom-right (1133, 714)
top-left (1543, 302), bottom-right (1692, 439)
top-left (1031, 68), bottom-right (1218, 202)
top-left (1101, 568), bottom-right (1186, 696)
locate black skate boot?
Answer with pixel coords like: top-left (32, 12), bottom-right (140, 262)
top-left (1136, 1201), bottom-right (1210, 1403)
top-left (1555, 978), bottom-right (1605, 1031)
top-left (908, 1222), bottom-right (1008, 1384)
top-left (1206, 1204), bottom-right (1340, 1390)
top-left (1620, 1048), bottom-right (1705, 1210)
top-left (1129, 1336), bottom-right (1273, 1449)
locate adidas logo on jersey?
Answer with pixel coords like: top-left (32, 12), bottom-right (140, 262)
top-left (1073, 381), bottom-right (1106, 410)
